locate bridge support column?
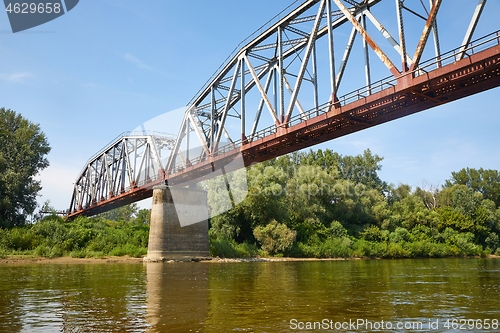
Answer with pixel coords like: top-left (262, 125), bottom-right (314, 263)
top-left (144, 185), bottom-right (209, 261)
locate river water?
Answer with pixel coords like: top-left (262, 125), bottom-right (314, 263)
top-left (0, 258), bottom-right (499, 332)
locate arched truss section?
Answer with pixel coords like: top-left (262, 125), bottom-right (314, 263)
top-left (69, 133), bottom-right (174, 213)
top-left (166, 0), bottom-right (494, 174)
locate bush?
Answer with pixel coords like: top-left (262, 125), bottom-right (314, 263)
top-left (294, 237), bottom-right (353, 258)
top-left (389, 227), bottom-right (411, 243)
top-left (109, 243), bottom-right (146, 258)
top-left (253, 220), bottom-right (296, 255)
top-left (352, 239), bottom-right (386, 258)
top-left (33, 244), bottom-right (63, 258)
top-left (69, 248), bottom-right (105, 258)
top-left (453, 234), bottom-right (482, 256)
top-left (210, 237), bottom-right (238, 258)
top-left (69, 249), bottom-right (87, 258)
top-left (442, 228), bottom-right (482, 255)
top-left (0, 215), bottom-right (152, 258)
top-left (403, 240), bottom-right (450, 258)
top-left (233, 242), bottom-right (260, 257)
top-left (316, 237), bottom-right (352, 258)
top-left (3, 228), bottom-right (38, 251)
top-left (485, 232), bottom-right (499, 252)
top-left (382, 242), bottom-right (408, 258)
top-left (329, 221), bottom-right (349, 238)
top-left (359, 225), bottom-right (388, 242)
top-left (32, 218), bottom-right (69, 247)
top-left (84, 251), bottom-right (105, 259)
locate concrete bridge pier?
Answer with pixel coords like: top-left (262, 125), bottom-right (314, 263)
top-left (144, 185), bottom-right (210, 261)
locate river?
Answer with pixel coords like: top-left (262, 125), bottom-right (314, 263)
top-left (0, 258), bottom-right (499, 332)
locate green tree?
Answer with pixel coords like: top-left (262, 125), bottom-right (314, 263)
top-left (285, 164), bottom-right (335, 233)
top-left (98, 203), bottom-right (139, 222)
top-left (332, 149), bottom-right (387, 192)
top-left (384, 191), bottom-right (438, 231)
top-left (135, 209), bottom-right (151, 224)
top-left (445, 168), bottom-right (500, 207)
top-left (253, 220), bottom-right (296, 255)
top-left (0, 108), bottom-right (51, 228)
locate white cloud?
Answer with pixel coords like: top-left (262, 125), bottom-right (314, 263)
top-left (0, 72), bottom-right (33, 83)
top-left (36, 162), bottom-right (80, 212)
top-left (123, 53), bottom-right (152, 71)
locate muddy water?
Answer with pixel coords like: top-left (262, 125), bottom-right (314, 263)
top-left (0, 258), bottom-right (499, 332)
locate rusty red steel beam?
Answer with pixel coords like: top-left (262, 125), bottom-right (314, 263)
top-left (242, 43), bottom-right (500, 164)
top-left (332, 0), bottom-right (401, 78)
top-left (66, 178), bottom-right (164, 219)
top-left (410, 0), bottom-right (443, 72)
top-left (68, 42), bottom-right (500, 218)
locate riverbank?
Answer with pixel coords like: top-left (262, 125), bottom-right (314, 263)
top-left (0, 255), bottom-right (144, 265)
top-left (1, 254), bottom-right (499, 265)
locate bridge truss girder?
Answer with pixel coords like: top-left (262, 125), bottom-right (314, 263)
top-left (68, 0), bottom-right (499, 218)
top-left (166, 0), bottom-right (492, 176)
top-left (69, 134), bottom-right (174, 215)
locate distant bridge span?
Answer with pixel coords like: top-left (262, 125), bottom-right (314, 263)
top-left (68, 0), bottom-right (500, 218)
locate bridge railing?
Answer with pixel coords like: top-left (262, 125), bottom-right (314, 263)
top-left (123, 173), bottom-right (162, 194)
top-left (416, 30), bottom-right (500, 75)
top-left (337, 30), bottom-right (500, 108)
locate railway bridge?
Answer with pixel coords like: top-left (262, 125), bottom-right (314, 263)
top-left (67, 0), bottom-right (500, 259)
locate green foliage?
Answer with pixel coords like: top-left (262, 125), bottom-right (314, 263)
top-left (329, 220), bottom-right (349, 238)
top-left (485, 232), bottom-right (499, 252)
top-left (135, 209), bottom-right (151, 224)
top-left (98, 203), bottom-right (139, 222)
top-left (437, 207), bottom-right (475, 233)
top-left (0, 247), bottom-right (6, 259)
top-left (109, 243), bottom-right (147, 258)
top-left (0, 215), bottom-right (148, 258)
top-left (0, 108), bottom-right (51, 227)
top-left (360, 225), bottom-right (388, 242)
top-left (293, 237), bottom-right (353, 258)
top-left (209, 237), bottom-right (259, 258)
top-left (205, 149), bottom-right (500, 259)
top-left (441, 228), bottom-right (482, 255)
top-left (253, 220), bottom-right (296, 255)
top-left (389, 227), bottom-right (411, 243)
top-left (33, 244), bottom-right (63, 258)
top-left (2, 227), bottom-right (39, 251)
top-left (384, 188), bottom-right (438, 230)
top-left (333, 149), bottom-right (387, 192)
top-left (210, 237), bottom-right (238, 258)
top-left (2, 148), bottom-right (499, 261)
top-left (445, 167), bottom-right (500, 206)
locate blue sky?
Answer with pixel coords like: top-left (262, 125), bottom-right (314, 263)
top-left (1, 0), bottom-right (499, 212)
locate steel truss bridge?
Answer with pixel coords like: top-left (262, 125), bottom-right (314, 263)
top-left (68, 0), bottom-right (500, 218)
